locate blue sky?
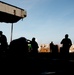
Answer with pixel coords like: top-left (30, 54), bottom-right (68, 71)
top-left (0, 0), bottom-right (74, 45)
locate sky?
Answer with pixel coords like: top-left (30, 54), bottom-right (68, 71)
top-left (0, 0), bottom-right (74, 45)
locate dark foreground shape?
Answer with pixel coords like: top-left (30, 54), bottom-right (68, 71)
top-left (0, 52), bottom-right (74, 75)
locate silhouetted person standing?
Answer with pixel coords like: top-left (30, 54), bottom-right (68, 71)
top-left (0, 31), bottom-right (8, 53)
top-left (60, 34), bottom-right (72, 54)
top-left (50, 41), bottom-right (58, 54)
top-left (30, 37), bottom-right (39, 53)
top-left (50, 41), bottom-right (54, 53)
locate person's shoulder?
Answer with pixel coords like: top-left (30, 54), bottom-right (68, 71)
top-left (62, 38), bottom-right (65, 41)
top-left (68, 38), bottom-right (72, 40)
top-left (2, 34), bottom-right (6, 37)
top-left (2, 34), bottom-right (7, 39)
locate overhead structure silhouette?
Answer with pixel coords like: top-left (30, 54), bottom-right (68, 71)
top-left (0, 1), bottom-right (27, 42)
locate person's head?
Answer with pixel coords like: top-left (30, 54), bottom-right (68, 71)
top-left (32, 37), bottom-right (35, 41)
top-left (65, 34), bottom-right (68, 38)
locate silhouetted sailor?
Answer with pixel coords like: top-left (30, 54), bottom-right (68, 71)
top-left (60, 34), bottom-right (72, 54)
top-left (50, 41), bottom-right (54, 53)
top-left (0, 31), bottom-right (8, 53)
top-left (50, 41), bottom-right (58, 54)
top-left (30, 37), bottom-right (39, 53)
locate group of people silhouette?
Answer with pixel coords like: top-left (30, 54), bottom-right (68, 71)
top-left (9, 37), bottom-right (39, 56)
top-left (0, 30), bottom-right (72, 57)
top-left (0, 30), bottom-right (39, 57)
top-left (50, 34), bottom-right (72, 55)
